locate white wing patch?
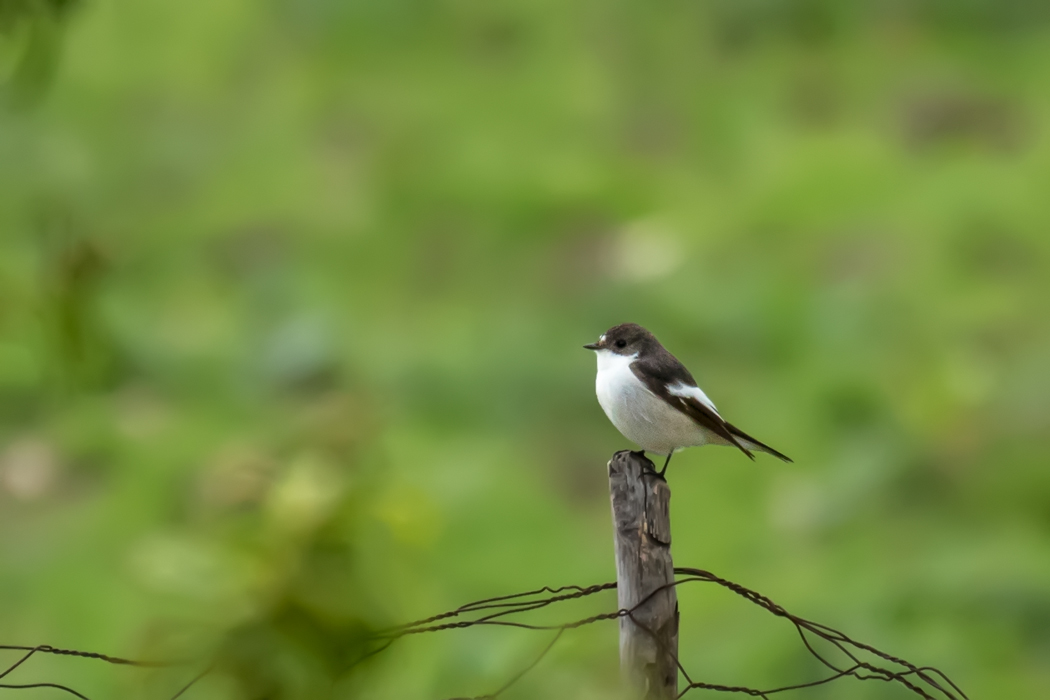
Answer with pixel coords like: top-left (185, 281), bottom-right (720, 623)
top-left (667, 381), bottom-right (719, 415)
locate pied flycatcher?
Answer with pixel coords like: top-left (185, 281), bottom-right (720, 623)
top-left (585, 323), bottom-right (791, 475)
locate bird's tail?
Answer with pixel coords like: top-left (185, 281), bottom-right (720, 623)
top-left (725, 423), bottom-right (793, 463)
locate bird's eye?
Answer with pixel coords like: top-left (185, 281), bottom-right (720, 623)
top-left (615, 339), bottom-right (627, 349)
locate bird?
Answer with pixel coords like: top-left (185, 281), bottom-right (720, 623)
top-left (585, 323), bottom-right (791, 476)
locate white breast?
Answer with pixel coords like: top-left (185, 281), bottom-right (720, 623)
top-left (593, 350), bottom-right (714, 455)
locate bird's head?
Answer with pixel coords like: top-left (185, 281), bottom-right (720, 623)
top-left (584, 323), bottom-right (654, 356)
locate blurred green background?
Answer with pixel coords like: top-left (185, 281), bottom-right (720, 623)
top-left (2, 0), bottom-right (1049, 698)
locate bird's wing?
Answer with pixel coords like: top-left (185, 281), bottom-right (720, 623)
top-left (630, 359), bottom-right (755, 460)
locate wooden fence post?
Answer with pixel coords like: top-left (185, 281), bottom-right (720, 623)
top-left (608, 450), bottom-right (679, 699)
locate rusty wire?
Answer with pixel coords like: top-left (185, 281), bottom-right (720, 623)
top-left (0, 566), bottom-right (966, 700)
top-left (374, 567), bottom-right (966, 700)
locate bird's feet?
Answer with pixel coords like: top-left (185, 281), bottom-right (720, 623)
top-left (656, 453), bottom-right (673, 479)
top-left (627, 449), bottom-right (662, 477)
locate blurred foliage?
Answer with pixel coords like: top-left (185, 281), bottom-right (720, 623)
top-left (1, 0), bottom-right (1050, 698)
top-left (0, 0), bottom-right (81, 106)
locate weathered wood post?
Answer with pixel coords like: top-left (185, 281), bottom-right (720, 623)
top-left (608, 450), bottom-right (679, 699)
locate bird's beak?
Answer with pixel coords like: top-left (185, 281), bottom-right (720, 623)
top-left (583, 342), bottom-right (601, 350)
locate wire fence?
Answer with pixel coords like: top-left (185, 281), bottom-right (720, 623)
top-left (0, 565), bottom-right (967, 700)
